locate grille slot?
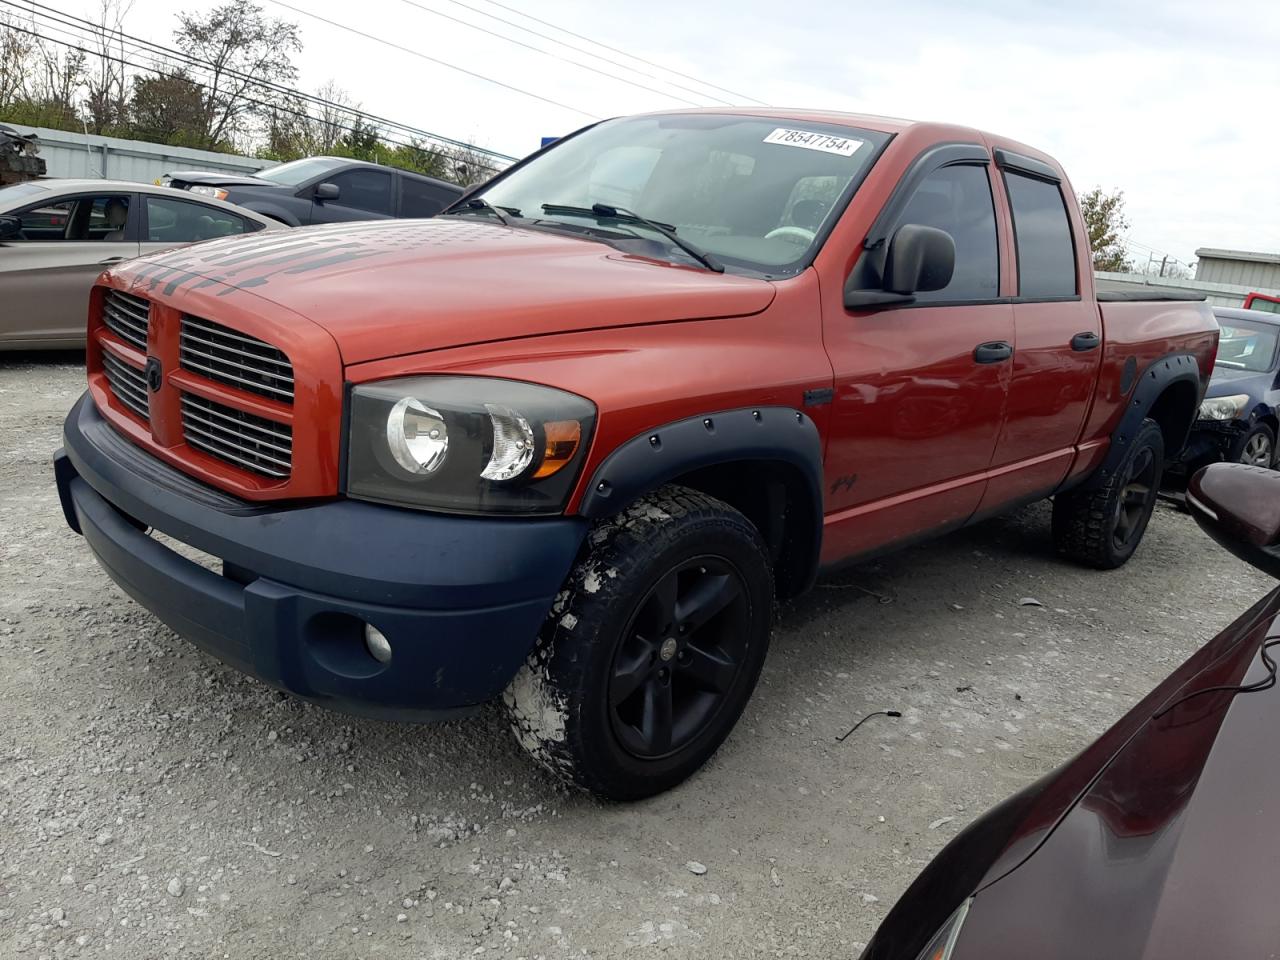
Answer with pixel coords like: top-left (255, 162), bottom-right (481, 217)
top-left (102, 352), bottom-right (149, 421)
top-left (180, 315), bottom-right (294, 403)
top-left (102, 290), bottom-right (150, 350)
top-left (181, 393), bottom-right (292, 479)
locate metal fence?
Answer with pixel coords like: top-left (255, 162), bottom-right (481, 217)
top-left (2, 123), bottom-right (274, 184)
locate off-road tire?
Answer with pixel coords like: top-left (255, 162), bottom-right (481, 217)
top-left (502, 485), bottom-right (773, 801)
top-left (1052, 417), bottom-right (1164, 569)
top-left (1230, 423), bottom-right (1276, 468)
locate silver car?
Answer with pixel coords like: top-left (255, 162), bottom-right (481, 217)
top-left (0, 179), bottom-right (284, 349)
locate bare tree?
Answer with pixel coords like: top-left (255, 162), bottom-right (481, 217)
top-left (174, 0), bottom-right (301, 149)
top-left (29, 32), bottom-right (86, 128)
top-left (83, 0), bottom-right (134, 133)
top-left (0, 13), bottom-right (33, 110)
top-left (309, 80), bottom-right (354, 153)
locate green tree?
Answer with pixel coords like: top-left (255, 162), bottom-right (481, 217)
top-left (128, 70), bottom-right (212, 147)
top-left (1080, 187), bottom-right (1132, 273)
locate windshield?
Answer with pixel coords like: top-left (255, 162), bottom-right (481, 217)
top-left (1216, 318), bottom-right (1279, 372)
top-left (255, 157), bottom-right (347, 186)
top-left (475, 114), bottom-right (888, 277)
top-left (0, 181), bottom-right (50, 208)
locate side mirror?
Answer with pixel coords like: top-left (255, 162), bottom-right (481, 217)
top-left (844, 223), bottom-right (955, 308)
top-left (884, 223), bottom-right (955, 295)
top-left (1187, 462), bottom-right (1280, 578)
top-left (314, 182), bottom-right (339, 201)
top-left (0, 215), bottom-right (21, 240)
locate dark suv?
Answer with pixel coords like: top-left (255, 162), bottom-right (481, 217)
top-left (1177, 307), bottom-right (1280, 471)
top-left (162, 157), bottom-right (463, 227)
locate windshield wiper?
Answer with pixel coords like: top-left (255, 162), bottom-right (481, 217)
top-left (444, 197), bottom-right (519, 226)
top-left (540, 202), bottom-right (724, 273)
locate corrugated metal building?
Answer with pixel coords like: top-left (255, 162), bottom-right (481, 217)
top-left (1194, 248), bottom-right (1280, 290)
top-left (4, 123), bottom-right (274, 183)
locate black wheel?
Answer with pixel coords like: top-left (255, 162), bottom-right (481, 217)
top-left (1231, 423), bottom-right (1275, 468)
top-left (503, 485), bottom-right (773, 800)
top-left (1052, 418), bottom-right (1164, 569)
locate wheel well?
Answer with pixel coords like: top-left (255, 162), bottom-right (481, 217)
top-left (669, 460), bottom-right (819, 599)
top-left (1146, 380), bottom-right (1199, 455)
top-left (1257, 413), bottom-right (1279, 438)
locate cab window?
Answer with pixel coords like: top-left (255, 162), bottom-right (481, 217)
top-left (892, 163), bottom-right (1000, 303)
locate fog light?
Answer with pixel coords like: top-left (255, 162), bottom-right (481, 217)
top-left (364, 624), bottom-right (393, 663)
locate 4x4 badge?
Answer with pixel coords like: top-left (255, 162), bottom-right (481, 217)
top-left (145, 357), bottom-right (162, 392)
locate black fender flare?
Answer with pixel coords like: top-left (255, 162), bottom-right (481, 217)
top-left (579, 407), bottom-right (825, 591)
top-left (1084, 351), bottom-right (1203, 490)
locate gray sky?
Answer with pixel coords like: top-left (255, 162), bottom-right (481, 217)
top-left (59, 0), bottom-right (1280, 266)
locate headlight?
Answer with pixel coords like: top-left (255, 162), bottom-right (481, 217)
top-left (1198, 394), bottom-right (1250, 421)
top-left (188, 185), bottom-right (229, 201)
top-left (913, 899), bottom-right (971, 960)
top-left (346, 376), bottom-right (595, 515)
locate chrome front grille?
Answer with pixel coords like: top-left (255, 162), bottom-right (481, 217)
top-left (102, 352), bottom-right (149, 421)
top-left (102, 290), bottom-right (150, 350)
top-left (180, 315), bottom-right (294, 403)
top-left (181, 393), bottom-right (292, 479)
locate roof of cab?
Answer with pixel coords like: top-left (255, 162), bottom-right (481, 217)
top-left (628, 107), bottom-right (1064, 175)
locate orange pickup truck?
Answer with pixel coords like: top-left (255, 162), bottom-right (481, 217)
top-left (55, 109), bottom-right (1218, 799)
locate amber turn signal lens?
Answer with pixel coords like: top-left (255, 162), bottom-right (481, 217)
top-left (533, 420), bottom-right (582, 479)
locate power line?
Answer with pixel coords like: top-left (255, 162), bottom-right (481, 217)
top-left (394, 0), bottom-right (712, 108)
top-left (5, 22), bottom-right (504, 175)
top-left (468, 0), bottom-right (767, 105)
top-left (4, 0), bottom-right (517, 164)
top-left (261, 0), bottom-right (600, 120)
top-left (437, 0), bottom-right (737, 105)
top-left (426, 0), bottom-right (739, 106)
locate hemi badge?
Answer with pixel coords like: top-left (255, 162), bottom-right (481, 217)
top-left (803, 387), bottom-right (834, 407)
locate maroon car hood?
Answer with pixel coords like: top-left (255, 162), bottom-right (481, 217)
top-left (954, 589), bottom-right (1280, 959)
top-left (117, 218), bottom-right (776, 364)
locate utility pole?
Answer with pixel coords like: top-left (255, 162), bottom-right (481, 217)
top-left (1159, 255), bottom-right (1168, 277)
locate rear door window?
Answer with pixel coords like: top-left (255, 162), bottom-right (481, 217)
top-left (327, 169), bottom-right (393, 215)
top-left (400, 176), bottom-right (454, 218)
top-left (1004, 172), bottom-right (1077, 298)
top-left (145, 196), bottom-right (252, 244)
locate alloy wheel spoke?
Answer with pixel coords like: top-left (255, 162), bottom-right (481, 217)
top-left (1123, 486), bottom-right (1149, 508)
top-left (611, 641), bottom-right (654, 707)
top-left (675, 573), bottom-right (739, 633)
top-left (680, 641), bottom-right (737, 693)
top-left (641, 678), bottom-right (674, 754)
top-left (648, 571), bottom-right (680, 633)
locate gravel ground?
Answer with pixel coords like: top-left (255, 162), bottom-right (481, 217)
top-left (2, 353), bottom-right (1275, 960)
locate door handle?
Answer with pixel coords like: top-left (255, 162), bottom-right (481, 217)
top-left (98, 256), bottom-right (126, 264)
top-left (973, 341), bottom-right (1013, 364)
top-left (1071, 331), bottom-right (1101, 351)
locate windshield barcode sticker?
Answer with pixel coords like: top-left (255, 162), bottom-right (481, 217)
top-left (763, 128), bottom-right (864, 157)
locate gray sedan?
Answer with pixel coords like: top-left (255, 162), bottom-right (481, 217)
top-left (0, 179), bottom-right (283, 349)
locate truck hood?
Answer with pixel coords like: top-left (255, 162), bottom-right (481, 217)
top-left (166, 169), bottom-right (281, 188)
top-left (119, 218), bottom-right (777, 364)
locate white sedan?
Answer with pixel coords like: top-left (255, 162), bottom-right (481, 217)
top-left (0, 179), bottom-right (284, 349)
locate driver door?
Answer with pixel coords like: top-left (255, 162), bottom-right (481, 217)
top-left (0, 192), bottom-right (139, 346)
top-left (821, 157), bottom-right (1015, 562)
